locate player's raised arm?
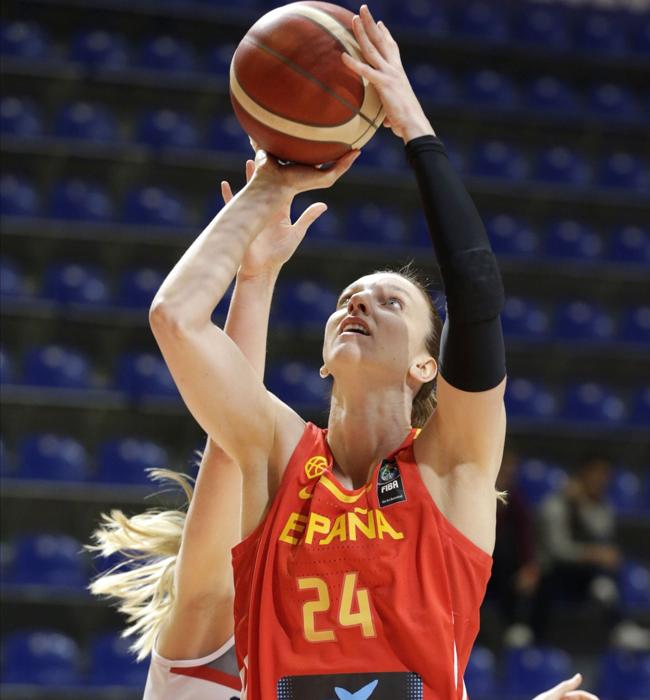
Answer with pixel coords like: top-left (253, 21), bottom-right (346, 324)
top-left (343, 5), bottom-right (506, 550)
top-left (149, 148), bottom-right (359, 471)
top-left (155, 159), bottom-right (308, 660)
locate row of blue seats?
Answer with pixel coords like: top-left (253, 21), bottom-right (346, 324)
top-left (1, 626), bottom-right (647, 699)
top-left (0, 434), bottom-right (171, 484)
top-left (1, 630), bottom-right (146, 688)
top-left (3, 64), bottom-right (648, 146)
top-left (2, 430), bottom-right (648, 515)
top-left (505, 378), bottom-right (649, 426)
top-left (3, 99), bottom-right (649, 191)
top-left (464, 646), bottom-right (650, 700)
top-left (2, 174), bottom-right (649, 265)
top-left (2, 3), bottom-right (650, 68)
top-left (2, 345), bottom-right (649, 426)
top-left (2, 259), bottom-right (649, 344)
top-left (516, 458), bottom-right (650, 515)
top-left (2, 532), bottom-right (650, 610)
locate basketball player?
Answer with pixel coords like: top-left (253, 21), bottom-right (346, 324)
top-left (149, 6), bottom-right (599, 698)
top-left (90, 158), bottom-right (329, 699)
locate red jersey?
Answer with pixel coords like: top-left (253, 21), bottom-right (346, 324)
top-left (232, 423), bottom-right (492, 700)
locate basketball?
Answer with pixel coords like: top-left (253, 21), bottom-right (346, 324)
top-left (229, 1), bottom-right (385, 165)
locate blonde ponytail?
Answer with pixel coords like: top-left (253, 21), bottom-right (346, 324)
top-left (87, 469), bottom-right (194, 661)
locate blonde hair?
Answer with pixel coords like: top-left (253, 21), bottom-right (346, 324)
top-left (87, 468), bottom-right (193, 661)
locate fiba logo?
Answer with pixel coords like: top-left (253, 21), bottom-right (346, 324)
top-left (304, 456), bottom-right (328, 480)
top-left (378, 460), bottom-right (398, 483)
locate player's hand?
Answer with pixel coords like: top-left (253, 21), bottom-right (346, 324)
top-left (221, 160), bottom-right (329, 278)
top-left (341, 4), bottom-right (434, 143)
top-left (250, 146), bottom-right (360, 199)
top-left (532, 673), bottom-right (599, 700)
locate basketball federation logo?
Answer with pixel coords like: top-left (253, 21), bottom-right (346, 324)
top-left (304, 456), bottom-right (328, 480)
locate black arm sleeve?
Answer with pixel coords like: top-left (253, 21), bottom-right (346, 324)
top-left (405, 134), bottom-right (506, 392)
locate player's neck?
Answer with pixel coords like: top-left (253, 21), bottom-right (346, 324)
top-left (327, 384), bottom-right (412, 490)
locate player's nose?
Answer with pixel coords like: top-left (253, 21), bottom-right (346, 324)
top-left (347, 291), bottom-right (371, 316)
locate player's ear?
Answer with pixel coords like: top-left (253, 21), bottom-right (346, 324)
top-left (319, 365), bottom-right (330, 379)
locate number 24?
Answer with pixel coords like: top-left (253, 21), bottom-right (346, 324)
top-left (298, 572), bottom-right (376, 643)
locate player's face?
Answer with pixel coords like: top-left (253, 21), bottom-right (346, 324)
top-left (322, 273), bottom-right (432, 382)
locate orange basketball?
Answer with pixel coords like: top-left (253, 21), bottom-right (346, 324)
top-left (229, 1), bottom-right (384, 165)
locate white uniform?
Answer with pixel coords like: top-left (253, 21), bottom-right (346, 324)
top-left (143, 635), bottom-right (241, 700)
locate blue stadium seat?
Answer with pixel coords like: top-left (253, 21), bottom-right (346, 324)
top-left (630, 14), bottom-right (650, 55)
top-left (454, 2), bottom-right (509, 43)
top-left (535, 146), bottom-right (590, 186)
top-left (266, 362), bottom-right (325, 408)
top-left (18, 433), bottom-right (89, 481)
top-left (563, 382), bottom-right (627, 425)
top-left (50, 179), bottom-right (114, 222)
top-left (0, 96), bottom-right (43, 138)
top-left (0, 256), bottom-right (28, 298)
top-left (608, 469), bottom-right (642, 514)
top-left (123, 186), bottom-right (188, 227)
top-left (97, 437), bottom-right (169, 483)
top-left (485, 214), bottom-right (540, 257)
top-left (43, 263), bottom-right (111, 306)
top-left (118, 267), bottom-right (165, 309)
top-left (387, 1), bottom-right (449, 34)
top-left (464, 646), bottom-right (497, 698)
top-left (517, 459), bottom-right (567, 506)
top-left (69, 29), bottom-right (129, 70)
top-left (274, 280), bottom-right (337, 332)
top-left (545, 219), bottom-right (603, 261)
top-left (205, 42), bottom-right (237, 77)
top-left (575, 12), bottom-right (627, 55)
top-left (0, 21), bottom-right (49, 60)
top-left (9, 533), bottom-right (87, 588)
top-left (0, 174), bottom-right (40, 217)
top-left (504, 646), bottom-right (572, 696)
top-left (524, 75), bottom-right (577, 114)
top-left (0, 346), bottom-right (14, 384)
top-left (599, 650), bottom-right (650, 700)
top-left (620, 561), bottom-right (650, 611)
top-left (554, 301), bottom-right (616, 342)
top-left (356, 131), bottom-right (406, 171)
top-left (210, 113), bottom-right (250, 153)
top-left (23, 345), bottom-right (91, 389)
top-left (599, 152), bottom-right (648, 191)
top-left (513, 3), bottom-right (569, 50)
top-left (471, 140), bottom-right (528, 180)
top-left (621, 306), bottom-right (650, 344)
top-left (463, 69), bottom-right (518, 109)
top-left (630, 387), bottom-right (650, 426)
top-left (136, 108), bottom-right (199, 149)
top-left (88, 633), bottom-right (148, 687)
top-left (139, 35), bottom-right (196, 73)
top-left (587, 83), bottom-right (639, 121)
top-left (346, 203), bottom-right (411, 246)
top-left (54, 101), bottom-right (118, 143)
top-left (505, 379), bottom-right (558, 421)
top-left (501, 297), bottom-right (550, 340)
top-left (1, 630), bottom-right (82, 685)
top-left (115, 352), bottom-right (179, 399)
top-left (406, 64), bottom-right (457, 104)
top-left (608, 225), bottom-right (650, 264)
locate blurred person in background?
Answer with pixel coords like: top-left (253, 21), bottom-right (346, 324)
top-left (532, 454), bottom-right (621, 642)
top-left (487, 448), bottom-right (540, 646)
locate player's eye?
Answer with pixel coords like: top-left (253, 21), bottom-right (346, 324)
top-left (337, 294), bottom-right (351, 308)
top-left (386, 297), bottom-right (403, 309)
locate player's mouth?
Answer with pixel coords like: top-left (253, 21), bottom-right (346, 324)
top-left (339, 317), bottom-right (371, 336)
